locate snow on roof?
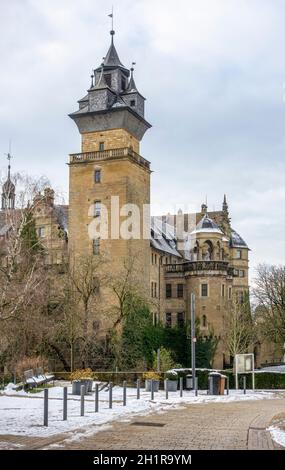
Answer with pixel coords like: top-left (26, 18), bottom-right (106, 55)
top-left (191, 214), bottom-right (223, 235)
top-left (230, 229), bottom-right (248, 249)
top-left (151, 217), bottom-right (182, 258)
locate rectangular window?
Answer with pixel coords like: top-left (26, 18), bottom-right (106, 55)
top-left (228, 287), bottom-right (232, 300)
top-left (151, 282), bottom-right (154, 298)
top-left (201, 283), bottom-right (208, 297)
top-left (236, 250), bottom-right (242, 259)
top-left (93, 238), bottom-right (100, 255)
top-left (239, 291), bottom-right (244, 304)
top-left (151, 253), bottom-right (154, 264)
top-left (165, 312), bottom-right (172, 327)
top-left (154, 282), bottom-right (157, 298)
top-left (38, 227), bottom-right (45, 238)
top-left (177, 284), bottom-right (184, 298)
top-left (166, 284), bottom-right (172, 298)
top-left (177, 312), bottom-right (184, 328)
top-left (94, 169), bottom-right (101, 183)
top-left (99, 142), bottom-right (105, 151)
top-left (154, 254), bottom-right (157, 265)
top-left (94, 201), bottom-right (101, 217)
top-left (130, 99), bottom-right (136, 107)
top-left (221, 284), bottom-right (225, 297)
top-left (239, 270), bottom-right (245, 277)
top-left (233, 268), bottom-right (239, 277)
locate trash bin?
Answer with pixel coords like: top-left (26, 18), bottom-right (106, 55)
top-left (186, 375), bottom-right (193, 390)
top-left (208, 372), bottom-right (223, 395)
top-left (220, 375), bottom-right (227, 395)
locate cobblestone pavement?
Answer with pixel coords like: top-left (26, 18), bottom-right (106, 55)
top-left (1, 398), bottom-right (285, 450)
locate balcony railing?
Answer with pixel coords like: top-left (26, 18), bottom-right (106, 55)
top-left (165, 260), bottom-right (232, 275)
top-left (69, 147), bottom-right (150, 170)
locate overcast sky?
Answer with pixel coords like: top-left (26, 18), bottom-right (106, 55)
top-left (0, 0), bottom-right (285, 274)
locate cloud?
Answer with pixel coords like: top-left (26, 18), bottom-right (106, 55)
top-left (0, 0), bottom-right (284, 272)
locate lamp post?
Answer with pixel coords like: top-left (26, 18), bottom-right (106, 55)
top-left (191, 293), bottom-right (196, 394)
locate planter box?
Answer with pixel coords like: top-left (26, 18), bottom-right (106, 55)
top-left (145, 380), bottom-right (159, 392)
top-left (72, 379), bottom-right (92, 395)
top-left (164, 380), bottom-right (178, 392)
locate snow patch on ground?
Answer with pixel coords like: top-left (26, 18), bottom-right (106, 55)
top-left (268, 425), bottom-right (285, 448)
top-left (0, 385), bottom-right (281, 439)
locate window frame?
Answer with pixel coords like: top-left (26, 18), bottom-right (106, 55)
top-left (94, 169), bottom-right (101, 184)
top-left (201, 283), bottom-right (209, 298)
top-left (166, 283), bottom-right (172, 299)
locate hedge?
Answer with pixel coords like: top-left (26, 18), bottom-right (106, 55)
top-left (53, 370), bottom-right (285, 389)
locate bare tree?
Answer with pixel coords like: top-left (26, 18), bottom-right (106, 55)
top-left (111, 255), bottom-right (149, 331)
top-left (254, 264), bottom-right (285, 346)
top-left (0, 174), bottom-right (50, 322)
top-left (223, 295), bottom-right (255, 360)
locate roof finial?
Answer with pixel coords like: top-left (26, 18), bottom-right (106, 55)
top-left (108, 7), bottom-right (114, 42)
top-left (90, 73), bottom-right (94, 88)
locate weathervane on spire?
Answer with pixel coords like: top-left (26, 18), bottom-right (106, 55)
top-left (4, 141), bottom-right (12, 179)
top-left (108, 6), bottom-right (114, 34)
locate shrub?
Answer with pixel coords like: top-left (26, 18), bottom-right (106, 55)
top-left (165, 370), bottom-right (178, 381)
top-left (142, 371), bottom-right (161, 381)
top-left (70, 368), bottom-right (97, 381)
top-left (152, 347), bottom-right (181, 372)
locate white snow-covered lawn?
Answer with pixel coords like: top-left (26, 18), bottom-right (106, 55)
top-left (0, 383), bottom-right (281, 439)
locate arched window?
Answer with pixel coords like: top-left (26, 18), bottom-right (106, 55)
top-left (202, 240), bottom-right (213, 260)
top-left (202, 314), bottom-right (207, 328)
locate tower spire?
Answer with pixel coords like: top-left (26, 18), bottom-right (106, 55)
top-left (2, 147), bottom-right (15, 210)
top-left (223, 194), bottom-right (228, 214)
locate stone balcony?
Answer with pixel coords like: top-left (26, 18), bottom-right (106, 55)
top-left (69, 147), bottom-right (150, 170)
top-left (165, 260), bottom-right (234, 276)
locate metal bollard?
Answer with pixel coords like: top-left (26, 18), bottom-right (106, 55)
top-left (109, 382), bottom-right (113, 409)
top-left (226, 376), bottom-right (229, 395)
top-left (136, 379), bottom-right (140, 399)
top-left (80, 385), bottom-right (85, 416)
top-left (95, 384), bottom-right (99, 412)
top-left (243, 376), bottom-right (246, 395)
top-left (180, 377), bottom-right (183, 397)
top-left (195, 377), bottom-right (198, 397)
top-left (151, 380), bottom-right (154, 400)
top-left (63, 387), bottom-right (68, 421)
top-left (44, 388), bottom-right (48, 427)
top-left (123, 381), bottom-right (127, 406)
top-left (165, 379), bottom-right (168, 400)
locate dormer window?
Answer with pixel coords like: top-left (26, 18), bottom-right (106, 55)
top-left (121, 77), bottom-right (126, 90)
top-left (105, 73), bottom-right (112, 87)
top-left (130, 100), bottom-right (136, 107)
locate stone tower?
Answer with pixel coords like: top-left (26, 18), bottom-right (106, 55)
top-left (68, 29), bottom-right (151, 291)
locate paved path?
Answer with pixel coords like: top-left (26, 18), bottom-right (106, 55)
top-left (1, 397), bottom-right (285, 450)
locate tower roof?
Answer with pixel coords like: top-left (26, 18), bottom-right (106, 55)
top-left (191, 214), bottom-right (223, 235)
top-left (94, 30), bottom-right (128, 73)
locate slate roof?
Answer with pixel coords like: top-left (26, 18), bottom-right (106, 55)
top-left (191, 214), bottom-right (223, 235)
top-left (151, 217), bottom-right (182, 258)
top-left (230, 229), bottom-right (248, 249)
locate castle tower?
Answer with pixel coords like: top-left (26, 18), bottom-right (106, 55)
top-left (68, 29), bottom-right (151, 291)
top-left (1, 153), bottom-right (15, 210)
